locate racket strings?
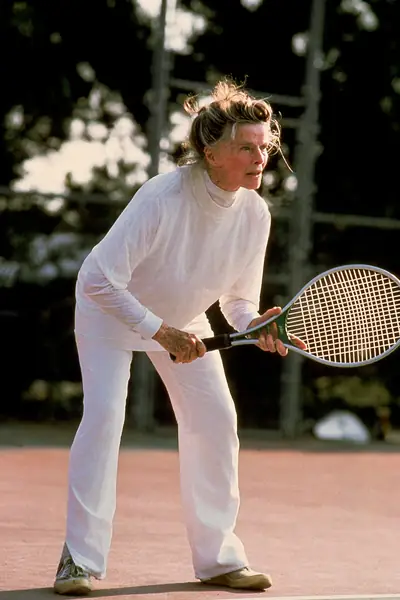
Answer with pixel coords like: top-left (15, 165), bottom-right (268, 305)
top-left (286, 269), bottom-right (400, 363)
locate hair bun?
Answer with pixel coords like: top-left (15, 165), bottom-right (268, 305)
top-left (183, 95), bottom-right (200, 116)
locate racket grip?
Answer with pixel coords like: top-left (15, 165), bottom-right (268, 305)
top-left (202, 334), bottom-right (232, 352)
top-left (169, 334), bottom-right (232, 362)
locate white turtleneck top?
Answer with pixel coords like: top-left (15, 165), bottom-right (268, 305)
top-left (203, 169), bottom-right (236, 207)
top-left (75, 164), bottom-right (271, 351)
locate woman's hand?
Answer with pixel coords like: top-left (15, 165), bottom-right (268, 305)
top-left (153, 322), bottom-right (206, 363)
top-left (247, 307), bottom-right (307, 357)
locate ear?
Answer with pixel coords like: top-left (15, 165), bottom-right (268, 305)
top-left (204, 145), bottom-right (218, 166)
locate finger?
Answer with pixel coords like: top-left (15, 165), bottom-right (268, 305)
top-left (276, 339), bottom-right (288, 357)
top-left (257, 331), bottom-right (269, 351)
top-left (290, 335), bottom-right (308, 351)
top-left (268, 321), bottom-right (278, 341)
top-left (188, 335), bottom-right (201, 359)
top-left (179, 336), bottom-right (200, 363)
top-left (185, 350), bottom-right (197, 363)
top-left (266, 333), bottom-right (276, 353)
top-left (174, 352), bottom-right (186, 364)
top-left (175, 345), bottom-right (194, 364)
top-left (195, 338), bottom-right (207, 358)
top-left (262, 306), bottom-right (282, 321)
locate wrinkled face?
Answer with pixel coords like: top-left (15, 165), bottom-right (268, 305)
top-left (204, 123), bottom-right (270, 191)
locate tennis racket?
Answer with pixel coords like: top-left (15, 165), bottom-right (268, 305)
top-left (188, 265), bottom-right (400, 368)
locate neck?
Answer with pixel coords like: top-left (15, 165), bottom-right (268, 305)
top-left (206, 166), bottom-right (239, 192)
top-left (203, 169), bottom-right (237, 208)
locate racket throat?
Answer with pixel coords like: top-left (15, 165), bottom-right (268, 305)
top-left (276, 322), bottom-right (291, 345)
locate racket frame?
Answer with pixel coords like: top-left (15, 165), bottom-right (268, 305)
top-left (209, 264), bottom-right (400, 368)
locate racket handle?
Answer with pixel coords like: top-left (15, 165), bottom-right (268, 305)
top-left (169, 334), bottom-right (232, 362)
top-left (202, 334), bottom-right (232, 352)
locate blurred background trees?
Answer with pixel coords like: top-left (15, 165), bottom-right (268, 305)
top-left (1, 0), bottom-right (400, 435)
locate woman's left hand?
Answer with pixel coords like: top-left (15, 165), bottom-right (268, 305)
top-left (247, 307), bottom-right (307, 357)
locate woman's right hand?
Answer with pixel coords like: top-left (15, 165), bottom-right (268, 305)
top-left (152, 322), bottom-right (206, 363)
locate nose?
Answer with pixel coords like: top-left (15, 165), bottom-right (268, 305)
top-left (254, 148), bottom-right (265, 164)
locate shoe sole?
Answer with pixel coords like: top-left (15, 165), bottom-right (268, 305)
top-left (202, 574), bottom-right (272, 590)
top-left (53, 578), bottom-right (93, 596)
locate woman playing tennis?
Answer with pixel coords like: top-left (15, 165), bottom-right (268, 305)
top-left (54, 78), bottom-right (306, 596)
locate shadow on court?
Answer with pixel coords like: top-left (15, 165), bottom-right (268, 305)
top-left (0, 582), bottom-right (262, 599)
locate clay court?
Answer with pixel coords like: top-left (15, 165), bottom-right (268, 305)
top-left (1, 425), bottom-right (400, 600)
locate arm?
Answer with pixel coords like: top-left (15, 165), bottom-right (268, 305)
top-left (218, 209), bottom-right (302, 357)
top-left (219, 209), bottom-right (271, 333)
top-left (81, 269), bottom-right (162, 339)
top-left (81, 186), bottom-right (206, 361)
top-left (83, 271), bottom-right (205, 361)
top-left (82, 188), bottom-right (163, 339)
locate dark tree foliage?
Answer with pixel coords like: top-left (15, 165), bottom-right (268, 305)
top-left (319, 0), bottom-right (400, 218)
top-left (175, 0), bottom-right (312, 96)
top-left (0, 0), bottom-right (153, 185)
top-left (0, 0), bottom-right (154, 420)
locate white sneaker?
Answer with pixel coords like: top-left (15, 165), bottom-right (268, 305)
top-left (53, 544), bottom-right (93, 596)
top-left (201, 566), bottom-right (272, 590)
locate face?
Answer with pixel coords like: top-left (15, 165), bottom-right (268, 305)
top-left (204, 123), bottom-right (270, 191)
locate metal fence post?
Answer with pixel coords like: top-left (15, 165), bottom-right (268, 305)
top-left (129, 0), bottom-right (176, 431)
top-left (279, 0), bottom-right (326, 438)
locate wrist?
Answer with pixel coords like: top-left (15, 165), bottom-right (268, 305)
top-left (246, 314), bottom-right (261, 330)
top-left (152, 321), bottom-right (168, 341)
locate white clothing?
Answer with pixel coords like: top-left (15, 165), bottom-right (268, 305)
top-left (75, 164), bottom-right (271, 350)
top-left (65, 164), bottom-right (271, 580)
top-left (203, 169), bottom-right (237, 207)
top-left (67, 335), bottom-right (248, 580)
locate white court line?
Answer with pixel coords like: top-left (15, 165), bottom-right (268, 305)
top-left (238, 595), bottom-right (400, 600)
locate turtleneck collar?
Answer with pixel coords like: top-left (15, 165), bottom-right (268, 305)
top-left (185, 164), bottom-right (243, 219)
top-left (203, 169), bottom-right (237, 208)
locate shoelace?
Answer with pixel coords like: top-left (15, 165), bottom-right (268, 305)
top-left (58, 557), bottom-right (90, 579)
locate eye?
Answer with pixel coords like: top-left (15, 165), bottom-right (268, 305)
top-left (241, 146), bottom-right (251, 151)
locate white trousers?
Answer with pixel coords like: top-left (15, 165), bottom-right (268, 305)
top-left (66, 335), bottom-right (248, 580)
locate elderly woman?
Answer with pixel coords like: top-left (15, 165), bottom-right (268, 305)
top-left (54, 79), bottom-right (300, 596)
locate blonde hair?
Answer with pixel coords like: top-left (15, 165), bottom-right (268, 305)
top-left (178, 78), bottom-right (281, 166)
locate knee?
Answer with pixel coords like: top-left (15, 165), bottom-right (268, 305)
top-left (79, 385), bottom-right (128, 436)
top-left (186, 394), bottom-right (238, 437)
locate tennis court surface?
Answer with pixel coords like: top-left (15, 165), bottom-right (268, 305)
top-left (1, 425), bottom-right (400, 600)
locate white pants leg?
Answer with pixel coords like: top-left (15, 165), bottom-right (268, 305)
top-left (66, 336), bottom-right (247, 581)
top-left (147, 350), bottom-right (248, 580)
top-left (65, 335), bottom-right (132, 578)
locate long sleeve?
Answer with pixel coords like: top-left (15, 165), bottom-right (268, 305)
top-left (81, 270), bottom-right (162, 339)
top-left (80, 187), bottom-right (163, 340)
top-left (219, 209), bottom-right (271, 333)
